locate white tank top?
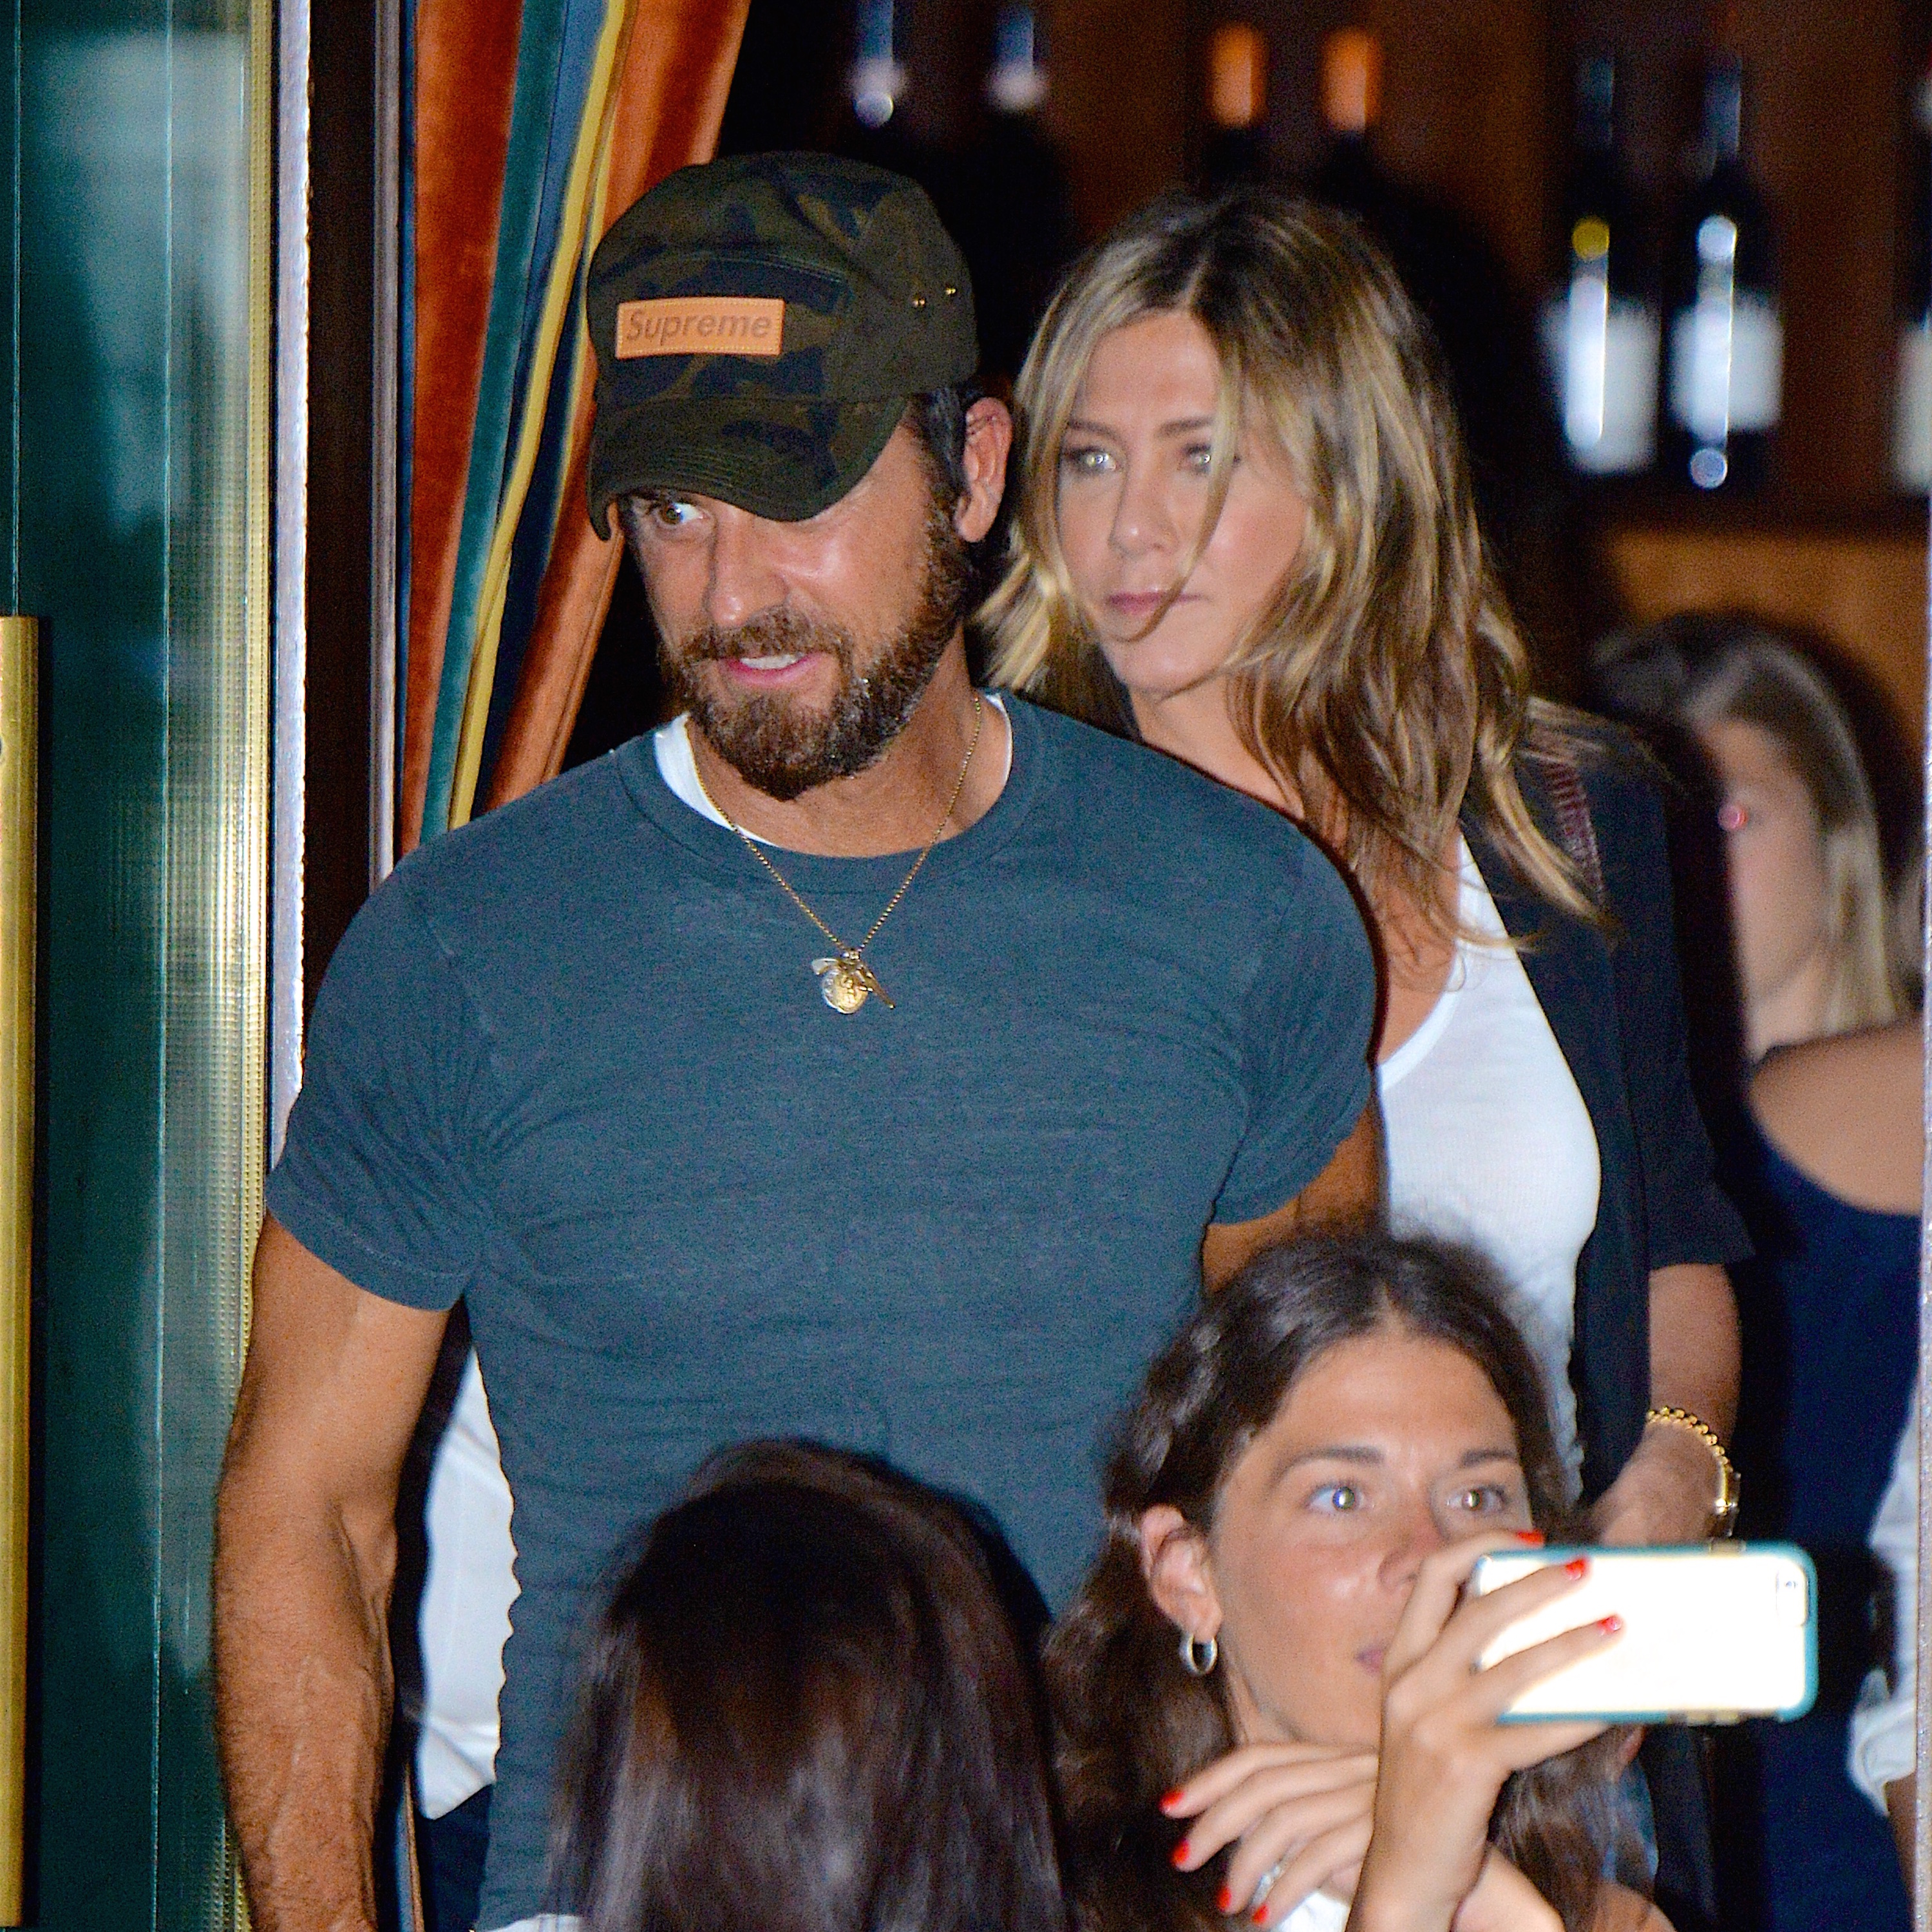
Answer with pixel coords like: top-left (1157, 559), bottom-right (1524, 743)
top-left (1274, 1891), bottom-right (1349, 1932)
top-left (1377, 840), bottom-right (1601, 1491)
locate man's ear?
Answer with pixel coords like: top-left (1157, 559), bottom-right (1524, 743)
top-left (954, 395), bottom-right (1012, 545)
top-left (1138, 1504), bottom-right (1222, 1647)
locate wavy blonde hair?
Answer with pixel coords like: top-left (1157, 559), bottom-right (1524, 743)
top-left (983, 189), bottom-right (1595, 931)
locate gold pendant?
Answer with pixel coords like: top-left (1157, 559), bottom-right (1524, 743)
top-left (811, 953), bottom-right (891, 1014)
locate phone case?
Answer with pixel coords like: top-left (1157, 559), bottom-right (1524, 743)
top-left (1468, 1542), bottom-right (1817, 1725)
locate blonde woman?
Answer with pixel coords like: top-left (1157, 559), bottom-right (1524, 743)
top-left (985, 189), bottom-right (1748, 1918)
top-left (1594, 616), bottom-right (1904, 1061)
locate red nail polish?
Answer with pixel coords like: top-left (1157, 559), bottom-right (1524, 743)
top-left (1171, 1841), bottom-right (1191, 1869)
top-left (1513, 1530), bottom-right (1546, 1546)
top-left (1158, 1788), bottom-right (1184, 1812)
top-left (1216, 1886), bottom-right (1234, 1914)
top-left (1599, 1613), bottom-right (1624, 1634)
top-left (1564, 1556), bottom-right (1589, 1580)
top-left (1252, 1908), bottom-right (1269, 1926)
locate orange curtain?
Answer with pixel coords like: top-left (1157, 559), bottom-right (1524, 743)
top-left (401, 0), bottom-right (750, 852)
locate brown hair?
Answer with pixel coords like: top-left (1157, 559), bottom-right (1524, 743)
top-left (983, 187), bottom-right (1598, 938)
top-left (1045, 1234), bottom-right (1636, 1932)
top-left (549, 1440), bottom-right (1068, 1932)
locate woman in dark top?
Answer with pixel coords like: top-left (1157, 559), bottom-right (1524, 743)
top-left (1593, 620), bottom-right (1917, 1930)
top-left (1712, 1023), bottom-right (1920, 1932)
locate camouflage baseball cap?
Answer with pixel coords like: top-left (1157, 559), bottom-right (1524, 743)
top-left (586, 151), bottom-right (978, 533)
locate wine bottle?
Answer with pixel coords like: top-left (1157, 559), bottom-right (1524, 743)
top-left (960, 3), bottom-right (1077, 384)
top-left (849, 0), bottom-right (904, 131)
top-left (1540, 55), bottom-right (1659, 476)
top-left (1663, 55), bottom-right (1782, 491)
top-left (1311, 27), bottom-right (1383, 212)
top-left (1202, 22), bottom-right (1269, 190)
top-left (1893, 55), bottom-right (1932, 493)
top-left (986, 1), bottom-right (1046, 116)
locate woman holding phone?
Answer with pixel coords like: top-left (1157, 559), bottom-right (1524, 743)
top-left (1049, 1232), bottom-right (1663, 1932)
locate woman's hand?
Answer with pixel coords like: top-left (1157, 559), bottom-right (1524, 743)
top-left (1162, 1739), bottom-right (1378, 1922)
top-left (1347, 1535), bottom-right (1618, 1932)
top-left (1589, 1421), bottom-right (1719, 1548)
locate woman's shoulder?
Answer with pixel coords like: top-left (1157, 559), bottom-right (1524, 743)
top-left (1593, 1884), bottom-right (1672, 1932)
top-left (1750, 1018), bottom-right (1924, 1214)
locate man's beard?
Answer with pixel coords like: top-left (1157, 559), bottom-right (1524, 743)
top-left (661, 494), bottom-right (972, 802)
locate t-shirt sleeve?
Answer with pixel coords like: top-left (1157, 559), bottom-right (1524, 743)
top-left (1596, 761), bottom-right (1752, 1270)
top-left (266, 866), bottom-right (493, 1309)
top-left (1213, 836), bottom-right (1377, 1223)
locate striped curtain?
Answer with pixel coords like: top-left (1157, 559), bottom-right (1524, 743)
top-left (399, 0), bottom-right (750, 853)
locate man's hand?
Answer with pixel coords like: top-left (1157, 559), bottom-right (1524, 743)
top-left (213, 1217), bottom-right (449, 1932)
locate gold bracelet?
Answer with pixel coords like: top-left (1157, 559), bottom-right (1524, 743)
top-left (1644, 1405), bottom-right (1739, 1535)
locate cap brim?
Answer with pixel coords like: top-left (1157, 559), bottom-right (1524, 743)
top-left (589, 393), bottom-right (908, 536)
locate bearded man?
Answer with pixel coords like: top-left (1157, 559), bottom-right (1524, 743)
top-left (213, 154), bottom-right (1380, 1932)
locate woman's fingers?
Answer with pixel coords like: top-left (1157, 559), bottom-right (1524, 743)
top-left (1381, 1532), bottom-right (1553, 1681)
top-left (1162, 1741), bottom-right (1376, 1821)
top-left (1215, 1777), bottom-right (1374, 1911)
top-left (1462, 1605), bottom-right (1622, 1727)
top-left (1169, 1749), bottom-right (1377, 1871)
top-left (1247, 1815), bottom-right (1374, 1926)
top-left (1388, 1550), bottom-right (1595, 1704)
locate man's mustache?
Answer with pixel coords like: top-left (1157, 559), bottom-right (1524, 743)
top-left (674, 609), bottom-right (855, 668)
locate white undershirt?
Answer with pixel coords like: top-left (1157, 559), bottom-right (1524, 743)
top-left (652, 692), bottom-right (1012, 828)
top-left (415, 1355), bottom-right (517, 1818)
top-left (1850, 1379), bottom-right (1918, 1808)
top-left (1377, 840), bottom-right (1602, 1492)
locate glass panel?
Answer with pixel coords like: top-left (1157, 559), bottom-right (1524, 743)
top-left (6, 0), bottom-right (269, 1922)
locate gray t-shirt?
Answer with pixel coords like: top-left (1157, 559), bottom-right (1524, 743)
top-left (268, 696), bottom-right (1374, 1929)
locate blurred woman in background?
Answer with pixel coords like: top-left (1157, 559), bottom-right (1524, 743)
top-left (1049, 1231), bottom-right (1663, 1932)
top-left (1593, 626), bottom-right (1917, 1932)
top-left (1593, 618), bottom-right (1903, 1064)
top-left (547, 1441), bottom-right (1066, 1932)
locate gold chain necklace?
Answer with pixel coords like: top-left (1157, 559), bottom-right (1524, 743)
top-left (717, 694), bottom-right (984, 1014)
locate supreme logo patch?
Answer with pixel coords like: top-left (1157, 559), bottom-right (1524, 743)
top-left (615, 296), bottom-right (785, 358)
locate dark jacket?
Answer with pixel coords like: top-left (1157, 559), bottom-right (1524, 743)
top-left (1470, 735), bottom-right (1750, 1929)
top-left (1466, 736), bottom-right (1750, 1504)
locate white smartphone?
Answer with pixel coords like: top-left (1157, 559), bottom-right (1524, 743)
top-left (1468, 1543), bottom-right (1816, 1725)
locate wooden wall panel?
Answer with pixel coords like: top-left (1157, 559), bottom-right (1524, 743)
top-left (1361, 0), bottom-right (1552, 299)
top-left (1730, 0), bottom-right (1904, 511)
top-left (1604, 524), bottom-right (1929, 745)
top-left (1045, 0), bottom-right (1191, 239)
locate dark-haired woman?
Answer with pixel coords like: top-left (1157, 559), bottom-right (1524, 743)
top-left (1049, 1233), bottom-right (1667, 1932)
top-left (549, 1441), bottom-right (1067, 1932)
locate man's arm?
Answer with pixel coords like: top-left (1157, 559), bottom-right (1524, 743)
top-left (213, 1215), bottom-right (451, 1932)
top-left (1592, 1260), bottom-right (1740, 1546)
top-left (1202, 1100), bottom-right (1382, 1291)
